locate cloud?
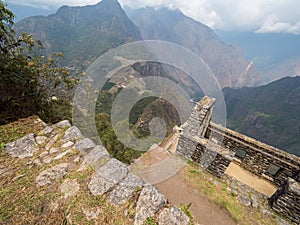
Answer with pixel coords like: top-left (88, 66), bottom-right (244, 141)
top-left (256, 21), bottom-right (300, 34)
top-left (5, 0), bottom-right (300, 34)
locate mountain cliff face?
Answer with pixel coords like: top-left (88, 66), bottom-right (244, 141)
top-left (224, 76), bottom-right (300, 156)
top-left (15, 0), bottom-right (141, 70)
top-left (125, 7), bottom-right (261, 88)
top-left (15, 0), bottom-right (261, 88)
top-left (263, 57), bottom-right (300, 84)
top-left (218, 31), bottom-right (300, 84)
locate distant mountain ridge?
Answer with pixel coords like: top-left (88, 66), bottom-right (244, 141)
top-left (218, 31), bottom-right (300, 84)
top-left (15, 0), bottom-right (141, 70)
top-left (224, 76), bottom-right (300, 156)
top-left (125, 6), bottom-right (261, 88)
top-left (15, 0), bottom-right (261, 88)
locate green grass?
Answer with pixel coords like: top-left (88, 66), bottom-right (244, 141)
top-left (144, 217), bottom-right (157, 225)
top-left (0, 116), bottom-right (137, 224)
top-left (0, 116), bottom-right (45, 148)
top-left (184, 162), bottom-right (279, 225)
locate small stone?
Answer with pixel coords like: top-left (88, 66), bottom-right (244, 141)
top-left (39, 151), bottom-right (49, 158)
top-left (43, 157), bottom-right (53, 164)
top-left (80, 145), bottom-right (110, 170)
top-left (230, 183), bottom-right (238, 189)
top-left (35, 136), bottom-right (48, 145)
top-left (88, 158), bottom-right (128, 196)
top-left (66, 213), bottom-right (72, 224)
top-left (261, 208), bottom-right (273, 216)
top-left (34, 118), bottom-right (47, 127)
top-left (213, 180), bottom-right (219, 186)
top-left (251, 195), bottom-right (259, 208)
top-left (231, 189), bottom-right (238, 196)
top-left (50, 200), bottom-right (60, 212)
top-left (62, 126), bottom-right (83, 143)
top-left (55, 120), bottom-right (71, 128)
top-left (33, 158), bottom-right (43, 167)
top-left (5, 134), bottom-right (38, 159)
top-left (45, 138), bottom-right (56, 151)
top-left (40, 126), bottom-right (53, 135)
top-left (134, 185), bottom-right (167, 225)
top-left (238, 194), bottom-right (251, 207)
top-left (158, 206), bottom-right (190, 225)
top-left (60, 178), bottom-right (80, 198)
top-left (73, 156), bottom-right (81, 163)
top-left (12, 174), bottom-right (26, 181)
top-left (53, 149), bottom-right (72, 160)
top-left (36, 163), bottom-right (69, 187)
top-left (276, 216), bottom-right (291, 225)
top-left (50, 148), bottom-right (59, 154)
top-left (61, 141), bottom-right (74, 149)
top-left (109, 173), bottom-right (144, 205)
top-left (74, 138), bottom-right (95, 152)
top-left (0, 166), bottom-right (10, 177)
top-left (82, 208), bottom-right (101, 221)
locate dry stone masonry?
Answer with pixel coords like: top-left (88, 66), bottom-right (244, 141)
top-left (269, 178), bottom-right (300, 224)
top-left (4, 119), bottom-right (190, 225)
top-left (206, 122), bottom-right (300, 187)
top-left (175, 96), bottom-right (300, 224)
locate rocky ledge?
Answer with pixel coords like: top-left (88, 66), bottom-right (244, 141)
top-left (3, 119), bottom-right (190, 225)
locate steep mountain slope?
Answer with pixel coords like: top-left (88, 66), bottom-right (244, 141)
top-left (224, 76), bottom-right (300, 156)
top-left (263, 57), bottom-right (300, 83)
top-left (125, 7), bottom-right (261, 88)
top-left (15, 0), bottom-right (141, 70)
top-left (218, 31), bottom-right (300, 84)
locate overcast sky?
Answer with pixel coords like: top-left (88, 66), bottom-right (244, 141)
top-left (6, 0), bottom-right (300, 34)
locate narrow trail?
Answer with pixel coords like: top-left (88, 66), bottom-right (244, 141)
top-left (155, 169), bottom-right (236, 225)
top-left (130, 132), bottom-right (236, 225)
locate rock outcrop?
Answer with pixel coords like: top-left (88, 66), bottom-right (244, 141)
top-left (3, 119), bottom-right (190, 224)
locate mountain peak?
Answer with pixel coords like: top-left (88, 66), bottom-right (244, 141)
top-left (15, 0), bottom-right (141, 68)
top-left (98, 0), bottom-right (121, 8)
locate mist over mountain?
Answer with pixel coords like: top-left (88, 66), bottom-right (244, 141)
top-left (7, 3), bottom-right (56, 22)
top-left (224, 76), bottom-right (300, 156)
top-left (15, 0), bottom-right (141, 70)
top-left (12, 0), bottom-right (300, 157)
top-left (125, 6), bottom-right (261, 88)
top-left (14, 0), bottom-right (262, 88)
top-left (218, 31), bottom-right (300, 84)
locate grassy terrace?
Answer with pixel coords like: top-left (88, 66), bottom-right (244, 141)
top-left (184, 161), bottom-right (281, 225)
top-left (0, 116), bottom-right (288, 224)
top-left (0, 117), bottom-right (135, 224)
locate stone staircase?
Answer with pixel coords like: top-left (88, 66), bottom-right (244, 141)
top-left (4, 120), bottom-right (190, 225)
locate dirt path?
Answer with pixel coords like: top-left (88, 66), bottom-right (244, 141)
top-left (225, 162), bottom-right (277, 197)
top-left (130, 133), bottom-right (236, 225)
top-left (155, 169), bottom-right (236, 225)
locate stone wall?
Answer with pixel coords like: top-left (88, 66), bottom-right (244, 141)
top-left (4, 120), bottom-right (190, 225)
top-left (206, 122), bottom-right (300, 187)
top-left (269, 178), bottom-right (300, 224)
top-left (176, 133), bottom-right (198, 160)
top-left (191, 139), bottom-right (233, 178)
top-left (176, 96), bottom-right (300, 223)
top-left (180, 96), bottom-right (215, 138)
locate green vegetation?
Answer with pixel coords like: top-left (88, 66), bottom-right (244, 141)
top-left (14, 0), bottom-right (141, 70)
top-left (184, 162), bottom-right (279, 225)
top-left (0, 117), bottom-right (135, 224)
top-left (144, 217), bottom-right (157, 225)
top-left (224, 76), bottom-right (300, 156)
top-left (0, 1), bottom-right (77, 125)
top-left (95, 113), bottom-right (143, 164)
top-left (0, 116), bottom-right (45, 150)
top-left (179, 203), bottom-right (194, 224)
